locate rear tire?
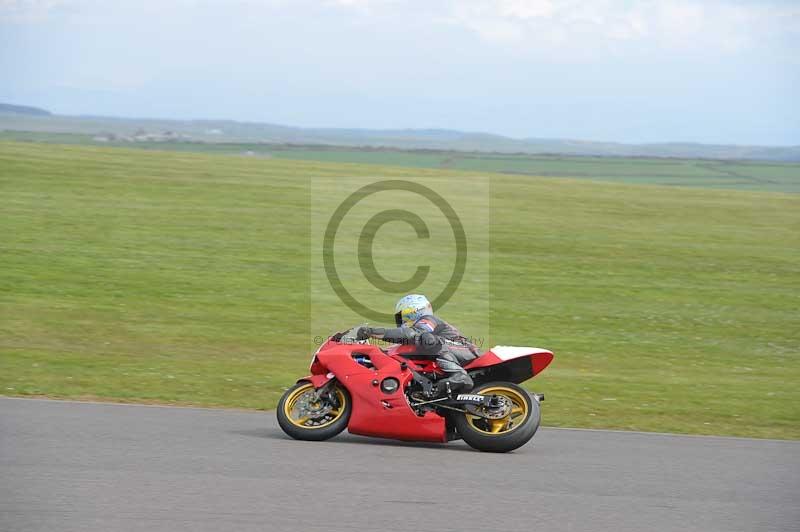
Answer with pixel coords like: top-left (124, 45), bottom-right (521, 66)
top-left (453, 381), bottom-right (540, 453)
top-left (277, 381), bottom-right (351, 441)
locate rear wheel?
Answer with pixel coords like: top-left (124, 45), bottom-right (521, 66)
top-left (453, 381), bottom-right (540, 453)
top-left (276, 381), bottom-right (351, 441)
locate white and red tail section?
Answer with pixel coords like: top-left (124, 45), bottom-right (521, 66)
top-left (465, 345), bottom-right (554, 376)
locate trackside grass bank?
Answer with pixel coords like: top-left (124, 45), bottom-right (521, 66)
top-left (1, 142), bottom-right (798, 438)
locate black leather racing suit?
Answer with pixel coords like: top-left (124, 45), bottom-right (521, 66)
top-left (365, 315), bottom-right (479, 393)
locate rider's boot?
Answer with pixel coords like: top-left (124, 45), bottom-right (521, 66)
top-left (430, 372), bottom-right (473, 398)
top-left (431, 352), bottom-right (474, 398)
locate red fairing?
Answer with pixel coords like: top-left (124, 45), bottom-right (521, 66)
top-left (299, 338), bottom-right (553, 444)
top-left (386, 344), bottom-right (442, 373)
top-left (304, 373), bottom-right (333, 388)
top-left (312, 342), bottom-right (446, 443)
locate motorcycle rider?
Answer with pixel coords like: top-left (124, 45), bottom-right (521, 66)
top-left (356, 294), bottom-right (478, 397)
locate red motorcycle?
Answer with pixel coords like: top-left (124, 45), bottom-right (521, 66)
top-left (277, 327), bottom-right (553, 452)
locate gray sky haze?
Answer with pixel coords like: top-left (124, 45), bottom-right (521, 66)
top-left (1, 0), bottom-right (798, 144)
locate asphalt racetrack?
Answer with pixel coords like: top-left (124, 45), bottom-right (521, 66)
top-left (1, 397), bottom-right (798, 532)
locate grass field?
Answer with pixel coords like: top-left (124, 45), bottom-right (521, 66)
top-left (265, 148), bottom-right (800, 193)
top-left (3, 131), bottom-right (799, 193)
top-left (1, 141), bottom-right (798, 439)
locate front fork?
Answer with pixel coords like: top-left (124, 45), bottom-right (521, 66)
top-left (312, 378), bottom-right (341, 408)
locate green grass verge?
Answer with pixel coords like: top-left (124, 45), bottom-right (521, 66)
top-left (1, 141), bottom-right (798, 438)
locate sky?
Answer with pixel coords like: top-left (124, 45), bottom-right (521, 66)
top-left (1, 0), bottom-right (798, 145)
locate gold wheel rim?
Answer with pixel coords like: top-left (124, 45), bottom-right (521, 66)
top-left (466, 386), bottom-right (529, 435)
top-left (283, 383), bottom-right (347, 430)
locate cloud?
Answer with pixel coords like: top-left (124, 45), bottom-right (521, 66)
top-left (3, 0), bottom-right (798, 56)
top-left (496, 0), bottom-right (554, 19)
top-left (0, 0), bottom-right (66, 22)
top-left (331, 0), bottom-right (799, 55)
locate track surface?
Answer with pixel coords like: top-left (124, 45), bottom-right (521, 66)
top-left (1, 397), bottom-right (798, 532)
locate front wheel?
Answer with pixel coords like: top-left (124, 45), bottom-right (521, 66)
top-left (453, 381), bottom-right (540, 453)
top-left (277, 381), bottom-right (351, 441)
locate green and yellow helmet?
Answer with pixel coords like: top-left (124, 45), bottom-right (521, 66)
top-left (394, 294), bottom-right (433, 328)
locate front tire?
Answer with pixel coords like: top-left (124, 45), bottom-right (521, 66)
top-left (453, 381), bottom-right (540, 453)
top-left (277, 381), bottom-right (351, 441)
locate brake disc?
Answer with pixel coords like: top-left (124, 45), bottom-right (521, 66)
top-left (466, 396), bottom-right (511, 419)
top-left (296, 393), bottom-right (333, 418)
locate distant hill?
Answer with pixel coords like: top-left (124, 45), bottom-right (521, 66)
top-left (0, 103), bottom-right (51, 117)
top-left (0, 106), bottom-right (798, 161)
